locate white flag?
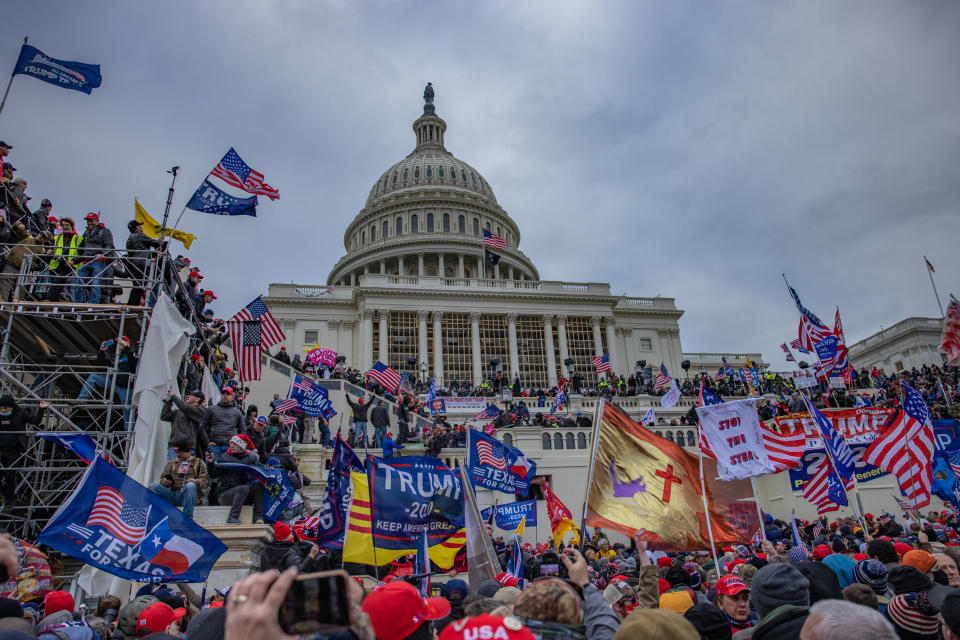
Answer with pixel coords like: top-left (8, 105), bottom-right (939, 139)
top-left (695, 398), bottom-right (776, 481)
top-left (642, 407), bottom-right (656, 425)
top-left (660, 380), bottom-right (682, 408)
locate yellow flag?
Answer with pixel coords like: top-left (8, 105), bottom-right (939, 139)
top-left (134, 198), bottom-right (197, 249)
top-left (745, 357), bottom-right (753, 369)
top-left (515, 515), bottom-right (525, 538)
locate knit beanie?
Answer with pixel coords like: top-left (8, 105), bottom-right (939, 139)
top-left (887, 565), bottom-right (933, 595)
top-left (853, 559), bottom-right (888, 595)
top-left (749, 564), bottom-right (810, 619)
top-left (659, 590), bottom-right (695, 614)
top-left (886, 592), bottom-right (940, 637)
top-left (614, 608), bottom-right (700, 640)
top-left (788, 546), bottom-right (808, 563)
top-left (684, 601), bottom-right (732, 640)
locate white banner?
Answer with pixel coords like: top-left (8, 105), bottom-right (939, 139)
top-left (695, 399), bottom-right (776, 481)
top-left (793, 369), bottom-right (818, 389)
top-left (828, 377), bottom-right (846, 389)
top-left (441, 397), bottom-right (489, 410)
top-left (660, 380), bottom-right (681, 408)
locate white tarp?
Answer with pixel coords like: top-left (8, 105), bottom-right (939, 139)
top-left (695, 398), bottom-right (776, 481)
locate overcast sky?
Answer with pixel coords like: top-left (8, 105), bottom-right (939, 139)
top-left (3, 1), bottom-right (958, 370)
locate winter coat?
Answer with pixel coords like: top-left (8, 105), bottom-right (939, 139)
top-left (245, 426), bottom-right (280, 462)
top-left (96, 344), bottom-right (138, 387)
top-left (261, 540), bottom-right (320, 572)
top-left (749, 605), bottom-right (809, 640)
top-left (346, 395), bottom-right (370, 421)
top-left (162, 396), bottom-right (206, 450)
top-left (207, 450), bottom-right (259, 498)
top-left (382, 437), bottom-right (403, 458)
top-left (76, 224), bottom-right (114, 262)
top-left (0, 396), bottom-right (44, 451)
top-left (370, 405), bottom-right (390, 427)
top-left (202, 400), bottom-right (245, 445)
top-left (158, 455), bottom-right (209, 495)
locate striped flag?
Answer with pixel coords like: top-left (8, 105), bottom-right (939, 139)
top-left (475, 439), bottom-right (507, 470)
top-left (86, 487), bottom-right (150, 545)
top-left (803, 459), bottom-right (853, 514)
top-left (925, 256), bottom-right (935, 273)
top-left (398, 372), bottom-right (415, 399)
top-left (227, 319), bottom-right (265, 381)
top-left (721, 356), bottom-right (734, 377)
top-left (811, 520), bottom-right (824, 539)
top-left (230, 296), bottom-right (285, 347)
top-left (713, 369), bottom-right (726, 382)
top-left (276, 398), bottom-right (299, 413)
top-left (482, 228), bottom-right (506, 249)
top-left (550, 390), bottom-right (566, 415)
top-left (780, 343), bottom-right (796, 363)
top-left (801, 394), bottom-right (856, 484)
top-left (787, 283), bottom-right (834, 352)
top-left (279, 413), bottom-right (298, 425)
top-left (366, 361), bottom-right (402, 392)
top-left (471, 405), bottom-right (502, 422)
top-left (948, 447), bottom-right (960, 481)
top-left (593, 353), bottom-right (611, 373)
top-left (863, 382), bottom-right (936, 507)
top-left (751, 528), bottom-right (764, 545)
top-left (654, 363), bottom-right (672, 391)
top-left (789, 337), bottom-right (810, 354)
top-left (210, 147), bottom-right (280, 200)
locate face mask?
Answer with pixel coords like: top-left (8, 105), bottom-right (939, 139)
top-left (0, 410), bottom-right (12, 416)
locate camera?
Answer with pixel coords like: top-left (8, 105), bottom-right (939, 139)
top-left (537, 549), bottom-right (568, 579)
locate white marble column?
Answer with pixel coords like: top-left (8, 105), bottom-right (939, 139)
top-left (543, 314), bottom-right (558, 388)
top-left (605, 317), bottom-right (618, 376)
top-left (438, 253), bottom-right (445, 278)
top-left (657, 329), bottom-right (670, 372)
top-left (432, 311), bottom-right (443, 385)
top-left (507, 313), bottom-right (519, 380)
top-left (477, 255), bottom-right (483, 280)
top-left (417, 310), bottom-right (429, 372)
top-left (360, 311), bottom-right (373, 369)
top-left (458, 254), bottom-right (465, 279)
top-left (376, 309), bottom-right (389, 365)
top-left (591, 315), bottom-right (604, 358)
top-left (556, 315), bottom-right (569, 377)
top-left (398, 255), bottom-right (405, 275)
top-left (328, 320), bottom-right (341, 354)
top-left (470, 311), bottom-right (482, 385)
top-left (494, 262), bottom-right (500, 279)
top-left (342, 321), bottom-right (355, 367)
top-left (379, 259), bottom-right (385, 275)
top-left (418, 253), bottom-right (425, 277)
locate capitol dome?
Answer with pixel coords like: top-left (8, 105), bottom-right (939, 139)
top-left (327, 84), bottom-right (539, 286)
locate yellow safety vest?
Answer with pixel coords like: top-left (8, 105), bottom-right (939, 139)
top-left (50, 233), bottom-right (81, 270)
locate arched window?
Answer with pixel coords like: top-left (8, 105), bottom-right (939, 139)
top-left (553, 433), bottom-right (563, 450)
top-left (502, 433), bottom-right (513, 447)
top-left (438, 166), bottom-right (445, 178)
top-left (361, 230), bottom-right (366, 244)
top-left (666, 430), bottom-right (673, 441)
top-left (370, 225), bottom-right (376, 242)
top-left (427, 213), bottom-right (434, 232)
top-left (382, 220), bottom-right (389, 238)
top-left (485, 221), bottom-right (491, 231)
top-left (410, 214), bottom-right (418, 233)
top-left (426, 166), bottom-right (433, 178)
top-left (442, 213), bottom-right (450, 232)
top-left (675, 432), bottom-right (685, 446)
top-left (392, 172), bottom-right (398, 185)
top-left (542, 433), bottom-right (552, 450)
top-left (496, 225), bottom-right (501, 236)
top-left (450, 167), bottom-right (456, 180)
top-left (402, 169), bottom-right (408, 181)
top-left (565, 433), bottom-right (575, 449)
top-left (458, 215), bottom-right (465, 232)
top-left (396, 217), bottom-right (403, 235)
top-left (461, 170), bottom-right (467, 181)
top-left (686, 431), bottom-right (695, 446)
top-left (471, 173), bottom-right (477, 187)
top-left (577, 432), bottom-right (587, 449)
top-left (415, 167), bottom-right (420, 179)
top-left (473, 218), bottom-right (480, 235)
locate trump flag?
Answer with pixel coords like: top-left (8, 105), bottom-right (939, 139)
top-left (466, 429), bottom-right (537, 495)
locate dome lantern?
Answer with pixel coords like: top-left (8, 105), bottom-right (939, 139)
top-left (414, 82), bottom-right (446, 151)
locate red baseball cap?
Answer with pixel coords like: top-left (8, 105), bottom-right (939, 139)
top-left (84, 212), bottom-right (99, 221)
top-left (136, 602), bottom-right (186, 635)
top-left (221, 386), bottom-right (234, 394)
top-left (715, 575), bottom-right (749, 596)
top-left (496, 572), bottom-right (520, 587)
top-left (188, 270), bottom-right (203, 278)
top-left (362, 581), bottom-right (450, 640)
top-left (813, 544), bottom-right (833, 561)
top-left (43, 590), bottom-right (74, 616)
top-left (440, 615), bottom-right (534, 640)
top-left (203, 290), bottom-right (217, 299)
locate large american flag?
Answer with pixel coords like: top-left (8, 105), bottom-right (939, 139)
top-left (227, 320), bottom-right (265, 381)
top-left (230, 296), bottom-right (285, 348)
top-left (210, 147), bottom-right (280, 200)
top-left (471, 405), bottom-right (501, 422)
top-left (863, 382), bottom-right (935, 508)
top-left (787, 285), bottom-right (834, 352)
top-left (366, 361), bottom-right (401, 392)
top-left (86, 487), bottom-right (149, 544)
top-left (476, 439), bottom-right (507, 470)
top-left (592, 353), bottom-right (610, 373)
top-left (276, 398), bottom-right (299, 413)
top-left (789, 337), bottom-right (810, 354)
top-left (482, 228), bottom-right (506, 250)
top-left (654, 363), bottom-right (672, 391)
top-left (721, 356), bottom-right (734, 377)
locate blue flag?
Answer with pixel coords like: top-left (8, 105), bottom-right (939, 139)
top-left (493, 500), bottom-right (537, 530)
top-left (825, 468), bottom-right (849, 507)
top-left (413, 529), bottom-right (431, 597)
top-left (289, 374), bottom-right (336, 419)
top-left (550, 390), bottom-right (566, 415)
top-left (931, 452), bottom-right (960, 509)
top-left (314, 436), bottom-right (364, 548)
top-left (36, 458), bottom-right (225, 583)
top-left (466, 430), bottom-right (537, 495)
top-left (215, 463), bottom-right (294, 523)
top-left (854, 395), bottom-right (872, 408)
top-left (802, 394), bottom-right (857, 485)
top-left (13, 44), bottom-right (101, 94)
top-left (426, 379), bottom-right (437, 403)
top-left (186, 179), bottom-right (258, 216)
top-left (428, 398), bottom-right (447, 415)
top-left (506, 534), bottom-right (524, 583)
top-left (479, 505), bottom-right (494, 522)
top-left (38, 432), bottom-right (98, 464)
top-left (790, 509), bottom-right (803, 547)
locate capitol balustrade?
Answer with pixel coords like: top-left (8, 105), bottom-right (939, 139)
top-left (847, 317), bottom-right (944, 355)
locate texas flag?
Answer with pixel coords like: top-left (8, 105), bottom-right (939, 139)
top-left (140, 518), bottom-right (205, 575)
top-left (509, 454), bottom-right (535, 479)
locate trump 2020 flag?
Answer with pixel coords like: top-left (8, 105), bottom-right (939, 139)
top-left (13, 44), bottom-right (101, 94)
top-left (37, 458), bottom-right (225, 583)
top-left (288, 374), bottom-right (336, 419)
top-left (215, 463), bottom-right (295, 523)
top-left (38, 432), bottom-right (98, 464)
top-left (314, 435), bottom-right (364, 548)
top-left (494, 500), bottom-right (537, 530)
top-left (186, 179), bottom-right (258, 217)
top-left (466, 429), bottom-right (537, 495)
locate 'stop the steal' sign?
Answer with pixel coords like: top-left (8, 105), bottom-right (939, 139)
top-left (696, 398), bottom-right (776, 481)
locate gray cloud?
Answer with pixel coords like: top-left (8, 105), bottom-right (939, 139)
top-left (2, 0), bottom-right (958, 369)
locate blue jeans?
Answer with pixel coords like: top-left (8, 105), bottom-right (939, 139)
top-left (373, 424), bottom-right (387, 447)
top-left (318, 422), bottom-right (331, 446)
top-left (78, 373), bottom-right (134, 430)
top-left (149, 481), bottom-right (199, 518)
top-left (354, 421), bottom-right (368, 447)
top-left (208, 445), bottom-right (228, 462)
top-left (73, 261), bottom-right (108, 304)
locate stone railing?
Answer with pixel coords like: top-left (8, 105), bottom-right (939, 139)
top-left (351, 274), bottom-right (614, 296)
top-left (847, 317), bottom-right (944, 354)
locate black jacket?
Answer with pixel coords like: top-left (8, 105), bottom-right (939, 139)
top-left (245, 426), bottom-right (281, 462)
top-left (261, 540), bottom-right (319, 573)
top-left (0, 396), bottom-right (44, 451)
top-left (207, 451), bottom-right (259, 497)
top-left (202, 400), bottom-right (245, 445)
top-left (346, 395), bottom-right (370, 421)
top-left (751, 605), bottom-right (809, 640)
top-left (162, 396), bottom-right (206, 451)
top-left (370, 405), bottom-right (390, 427)
top-left (76, 224), bottom-right (115, 261)
top-left (96, 345), bottom-right (138, 386)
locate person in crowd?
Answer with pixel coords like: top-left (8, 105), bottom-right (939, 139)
top-left (43, 215), bottom-right (80, 302)
top-left (382, 431), bottom-right (403, 458)
top-left (205, 435), bottom-right (264, 524)
top-left (799, 598), bottom-right (897, 639)
top-left (875, 513), bottom-right (903, 538)
top-left (203, 387), bottom-right (245, 461)
top-left (274, 346), bottom-right (291, 364)
top-left (148, 439), bottom-right (208, 519)
top-left (316, 414), bottom-right (330, 446)
top-left (362, 579), bottom-right (451, 640)
top-left (77, 336), bottom-right (138, 429)
top-left (370, 399), bottom-right (391, 447)
top-left (261, 521), bottom-right (323, 573)
top-left (36, 590), bottom-right (75, 633)
top-left (72, 212), bottom-right (114, 304)
top-left (715, 575), bottom-right (754, 635)
top-left (733, 563), bottom-right (810, 640)
top-left (0, 395), bottom-right (47, 508)
top-left (685, 602), bottom-right (734, 640)
top-left (942, 591), bottom-right (960, 640)
top-left (28, 198), bottom-right (52, 235)
top-left (346, 392), bottom-right (371, 448)
top-left (124, 218), bottom-right (164, 306)
top-left (135, 601), bottom-right (186, 636)
top-left (162, 388), bottom-right (206, 461)
top-left (246, 414), bottom-right (281, 462)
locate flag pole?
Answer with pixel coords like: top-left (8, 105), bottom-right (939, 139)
top-left (748, 477), bottom-right (766, 544)
top-left (696, 443), bottom-right (722, 575)
top-left (0, 38), bottom-right (27, 120)
top-left (159, 166), bottom-right (180, 239)
top-left (924, 256), bottom-right (944, 317)
top-left (578, 397), bottom-right (605, 550)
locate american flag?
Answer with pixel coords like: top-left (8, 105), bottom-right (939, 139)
top-left (227, 320), bottom-right (264, 381)
top-left (276, 398), bottom-right (299, 413)
top-left (398, 372), bottom-right (415, 398)
top-left (593, 353), bottom-right (611, 373)
top-left (789, 337), bottom-right (810, 354)
top-left (230, 296), bottom-right (285, 349)
top-left (787, 283), bottom-right (834, 352)
top-left (803, 459), bottom-right (853, 514)
top-left (713, 369), bottom-right (727, 382)
top-left (476, 439), bottom-right (507, 470)
top-left (863, 382), bottom-right (935, 508)
top-left (780, 343), bottom-right (796, 363)
top-left (86, 487), bottom-right (149, 544)
top-left (801, 394), bottom-right (856, 484)
top-left (290, 377), bottom-right (313, 393)
top-left (925, 256), bottom-right (935, 273)
top-left (940, 296), bottom-right (960, 367)
top-left (471, 405), bottom-right (501, 422)
top-left (366, 361), bottom-right (401, 392)
top-left (948, 447), bottom-right (960, 481)
top-left (811, 520), bottom-right (824, 539)
top-left (210, 147), bottom-right (280, 200)
top-left (482, 228), bottom-right (506, 249)
top-left (751, 528), bottom-right (764, 545)
top-left (654, 363), bottom-right (672, 391)
top-left (721, 356), bottom-right (734, 377)
top-left (279, 413), bottom-right (298, 425)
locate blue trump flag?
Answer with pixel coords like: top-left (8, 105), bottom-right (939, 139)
top-left (13, 44), bottom-right (101, 94)
top-left (37, 458), bottom-right (225, 583)
top-left (186, 179), bottom-right (258, 217)
top-left (801, 394), bottom-right (857, 485)
top-left (506, 534), bottom-right (524, 583)
top-left (288, 375), bottom-right (336, 419)
top-left (215, 463), bottom-right (294, 523)
top-left (314, 435), bottom-right (364, 548)
top-left (38, 432), bottom-right (98, 464)
top-left (494, 500), bottom-right (537, 530)
top-left (466, 429), bottom-right (537, 495)
top-left (428, 398), bottom-right (447, 415)
top-left (479, 505), bottom-right (494, 522)
top-left (931, 452), bottom-right (960, 509)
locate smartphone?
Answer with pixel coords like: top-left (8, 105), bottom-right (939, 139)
top-left (539, 564), bottom-right (559, 576)
top-left (102, 339), bottom-right (115, 348)
top-left (278, 570), bottom-right (351, 635)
